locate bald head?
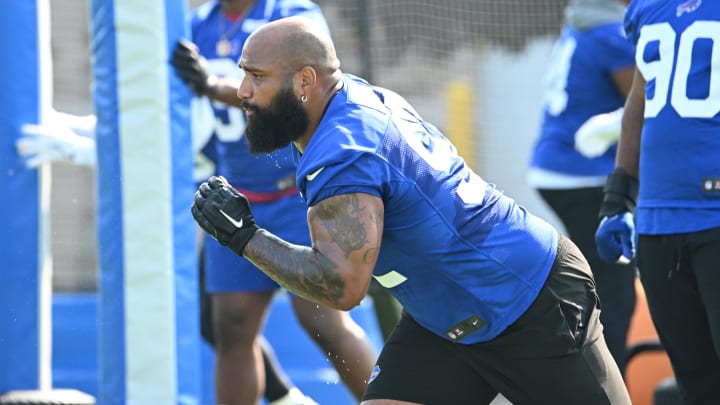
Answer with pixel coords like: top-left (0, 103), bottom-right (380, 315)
top-left (242, 16), bottom-right (340, 75)
top-left (237, 16), bottom-right (344, 153)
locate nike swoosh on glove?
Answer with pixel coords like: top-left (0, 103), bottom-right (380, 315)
top-left (192, 175), bottom-right (259, 256)
top-left (595, 212), bottom-right (635, 263)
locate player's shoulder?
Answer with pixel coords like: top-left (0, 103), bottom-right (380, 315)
top-left (624, 0), bottom-right (676, 28)
top-left (192, 0), bottom-right (217, 20)
top-left (273, 0), bottom-right (323, 15)
top-left (190, 0), bottom-right (219, 28)
top-left (626, 0), bottom-right (664, 14)
top-left (578, 21), bottom-right (629, 50)
top-left (322, 76), bottom-right (387, 142)
top-left (272, 0), bottom-right (328, 26)
top-left (275, 0), bottom-right (321, 9)
top-left (624, 0), bottom-right (713, 41)
top-left (260, 0), bottom-right (328, 35)
top-left (301, 76), bottom-right (386, 165)
top-left (586, 21), bottom-right (625, 38)
top-left (623, 0), bottom-right (653, 43)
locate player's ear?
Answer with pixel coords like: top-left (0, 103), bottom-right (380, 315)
top-left (296, 66), bottom-right (316, 93)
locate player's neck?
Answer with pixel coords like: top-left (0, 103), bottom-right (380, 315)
top-left (295, 74), bottom-right (344, 154)
top-left (220, 0), bottom-right (255, 21)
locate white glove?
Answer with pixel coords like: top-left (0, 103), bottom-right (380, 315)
top-left (574, 108), bottom-right (623, 158)
top-left (17, 120), bottom-right (97, 168)
top-left (50, 110), bottom-right (97, 139)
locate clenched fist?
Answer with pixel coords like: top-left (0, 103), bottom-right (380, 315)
top-left (192, 176), bottom-right (259, 256)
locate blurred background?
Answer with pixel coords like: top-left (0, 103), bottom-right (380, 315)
top-left (49, 0), bottom-right (567, 293)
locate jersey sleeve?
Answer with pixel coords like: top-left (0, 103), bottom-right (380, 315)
top-left (304, 153), bottom-right (385, 206)
top-left (190, 1), bottom-right (215, 33)
top-left (273, 0), bottom-right (331, 35)
top-left (296, 75), bottom-right (392, 206)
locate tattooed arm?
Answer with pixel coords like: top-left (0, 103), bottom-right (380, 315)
top-left (243, 192), bottom-right (384, 310)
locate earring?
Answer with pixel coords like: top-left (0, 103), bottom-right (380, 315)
top-left (300, 95), bottom-right (307, 103)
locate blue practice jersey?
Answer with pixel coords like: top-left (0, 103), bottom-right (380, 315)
top-left (294, 75), bottom-right (558, 344)
top-left (625, 0), bottom-right (720, 234)
top-left (531, 22), bottom-right (635, 176)
top-left (191, 0), bottom-right (329, 193)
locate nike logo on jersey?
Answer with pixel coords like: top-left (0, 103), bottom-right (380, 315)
top-left (219, 209), bottom-right (243, 228)
top-left (306, 167), bottom-right (325, 181)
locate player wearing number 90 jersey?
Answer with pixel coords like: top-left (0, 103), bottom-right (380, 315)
top-left (625, 0), bottom-right (720, 234)
top-left (605, 2), bottom-right (720, 403)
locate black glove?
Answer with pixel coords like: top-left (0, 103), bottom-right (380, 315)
top-left (192, 176), bottom-right (260, 256)
top-left (171, 39), bottom-right (213, 96)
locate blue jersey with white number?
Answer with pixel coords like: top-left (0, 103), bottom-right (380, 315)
top-left (530, 22), bottom-right (635, 176)
top-left (191, 0), bottom-right (329, 192)
top-left (625, 0), bottom-right (720, 234)
top-left (294, 75), bottom-right (558, 344)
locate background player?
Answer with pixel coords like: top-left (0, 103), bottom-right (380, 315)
top-left (527, 0), bottom-right (636, 371)
top-left (171, 1), bottom-right (377, 403)
top-left (596, 1), bottom-right (720, 403)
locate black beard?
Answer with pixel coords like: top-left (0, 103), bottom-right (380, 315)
top-left (244, 87), bottom-right (309, 154)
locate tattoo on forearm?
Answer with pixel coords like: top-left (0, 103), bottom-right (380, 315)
top-left (243, 194), bottom-right (380, 307)
top-left (312, 194), bottom-right (369, 259)
top-left (245, 233), bottom-right (346, 304)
